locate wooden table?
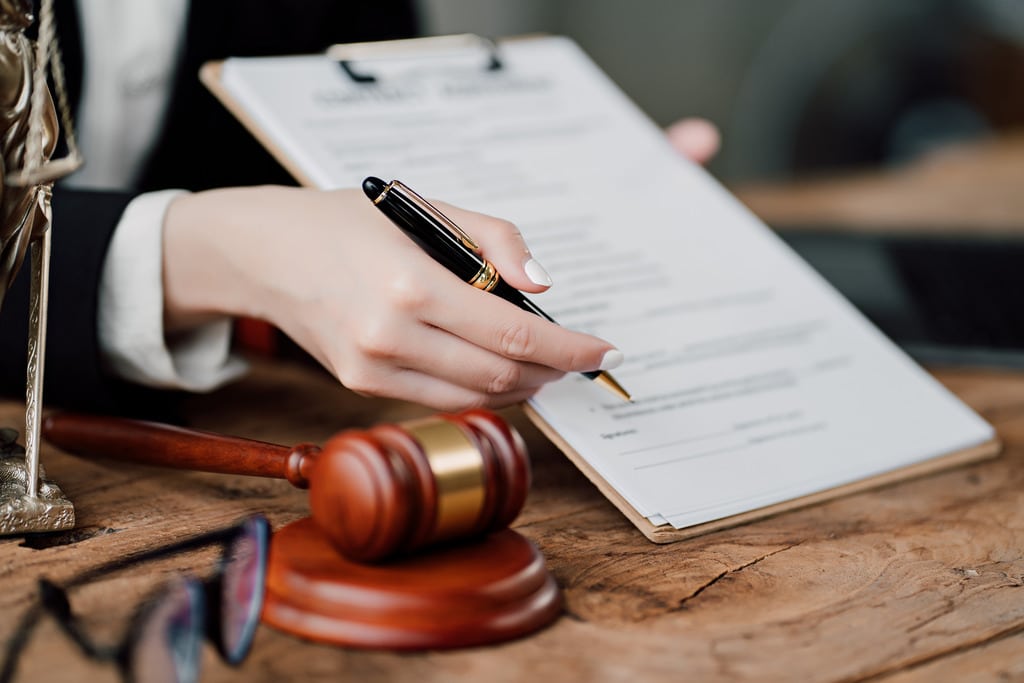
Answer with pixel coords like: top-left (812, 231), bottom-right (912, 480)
top-left (738, 131), bottom-right (1024, 234)
top-left (3, 136), bottom-right (1024, 682)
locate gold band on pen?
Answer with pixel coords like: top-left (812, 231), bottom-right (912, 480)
top-left (468, 260), bottom-right (500, 292)
top-left (405, 418), bottom-right (486, 541)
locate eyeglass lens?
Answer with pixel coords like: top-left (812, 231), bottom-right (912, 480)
top-left (129, 578), bottom-right (204, 683)
top-left (218, 517), bottom-right (268, 665)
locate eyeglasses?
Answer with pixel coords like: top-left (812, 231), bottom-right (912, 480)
top-left (0, 515), bottom-right (270, 683)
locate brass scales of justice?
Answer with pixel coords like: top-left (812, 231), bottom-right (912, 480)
top-left (0, 0), bottom-right (83, 535)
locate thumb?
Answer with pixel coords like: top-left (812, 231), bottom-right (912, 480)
top-left (434, 201), bottom-right (553, 293)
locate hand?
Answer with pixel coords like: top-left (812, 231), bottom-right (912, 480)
top-left (162, 186), bottom-right (623, 411)
top-left (665, 117), bottom-right (720, 165)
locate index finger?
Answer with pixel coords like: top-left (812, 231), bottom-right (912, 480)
top-left (419, 269), bottom-right (622, 373)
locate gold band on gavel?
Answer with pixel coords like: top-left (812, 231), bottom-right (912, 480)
top-left (468, 260), bottom-right (500, 292)
top-left (405, 418), bottom-right (486, 541)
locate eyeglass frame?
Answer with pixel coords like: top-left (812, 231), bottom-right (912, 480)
top-left (0, 514), bottom-right (270, 683)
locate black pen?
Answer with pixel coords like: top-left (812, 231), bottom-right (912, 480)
top-left (362, 176), bottom-right (631, 402)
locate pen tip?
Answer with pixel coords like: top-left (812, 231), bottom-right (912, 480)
top-left (362, 176), bottom-right (387, 202)
top-left (593, 372), bottom-right (632, 403)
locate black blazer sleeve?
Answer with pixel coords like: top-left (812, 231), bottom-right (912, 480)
top-left (0, 187), bottom-right (177, 415)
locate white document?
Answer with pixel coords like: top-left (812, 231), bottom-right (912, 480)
top-left (219, 36), bottom-right (995, 531)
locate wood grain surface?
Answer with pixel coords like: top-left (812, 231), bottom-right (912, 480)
top-left (735, 132), bottom-right (1024, 234)
top-left (1, 359), bottom-right (1022, 683)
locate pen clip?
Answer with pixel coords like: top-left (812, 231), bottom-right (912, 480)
top-left (389, 180), bottom-right (482, 253)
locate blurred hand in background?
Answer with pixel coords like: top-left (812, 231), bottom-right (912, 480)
top-left (666, 117), bottom-right (721, 165)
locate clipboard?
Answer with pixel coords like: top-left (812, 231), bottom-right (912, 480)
top-left (199, 34), bottom-right (1001, 545)
top-left (524, 403), bottom-right (999, 542)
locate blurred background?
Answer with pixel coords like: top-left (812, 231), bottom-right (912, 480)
top-left (419, 0), bottom-right (1024, 184)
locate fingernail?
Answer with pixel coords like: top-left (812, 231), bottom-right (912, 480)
top-left (599, 349), bottom-right (624, 371)
top-left (524, 258), bottom-right (553, 286)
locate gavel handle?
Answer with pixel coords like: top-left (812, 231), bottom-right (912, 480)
top-left (41, 413), bottom-right (321, 488)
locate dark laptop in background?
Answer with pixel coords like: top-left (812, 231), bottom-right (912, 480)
top-left (778, 230), bottom-right (1024, 369)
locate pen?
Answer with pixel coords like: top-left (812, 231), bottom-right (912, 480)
top-left (361, 176), bottom-right (631, 402)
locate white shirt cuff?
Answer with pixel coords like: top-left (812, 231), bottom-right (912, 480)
top-left (98, 189), bottom-right (249, 392)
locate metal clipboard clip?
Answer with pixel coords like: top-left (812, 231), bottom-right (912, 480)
top-left (326, 34), bottom-right (503, 84)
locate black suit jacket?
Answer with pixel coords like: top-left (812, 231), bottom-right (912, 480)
top-left (0, 0), bottom-right (417, 415)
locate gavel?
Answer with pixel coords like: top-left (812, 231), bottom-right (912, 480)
top-left (41, 409), bottom-right (529, 562)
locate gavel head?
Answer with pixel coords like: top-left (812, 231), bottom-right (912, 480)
top-left (308, 409), bottom-right (530, 563)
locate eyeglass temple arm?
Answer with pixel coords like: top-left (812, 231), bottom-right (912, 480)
top-left (41, 413), bottom-right (321, 489)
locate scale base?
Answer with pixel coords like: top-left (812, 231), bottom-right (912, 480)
top-left (0, 429), bottom-right (74, 535)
